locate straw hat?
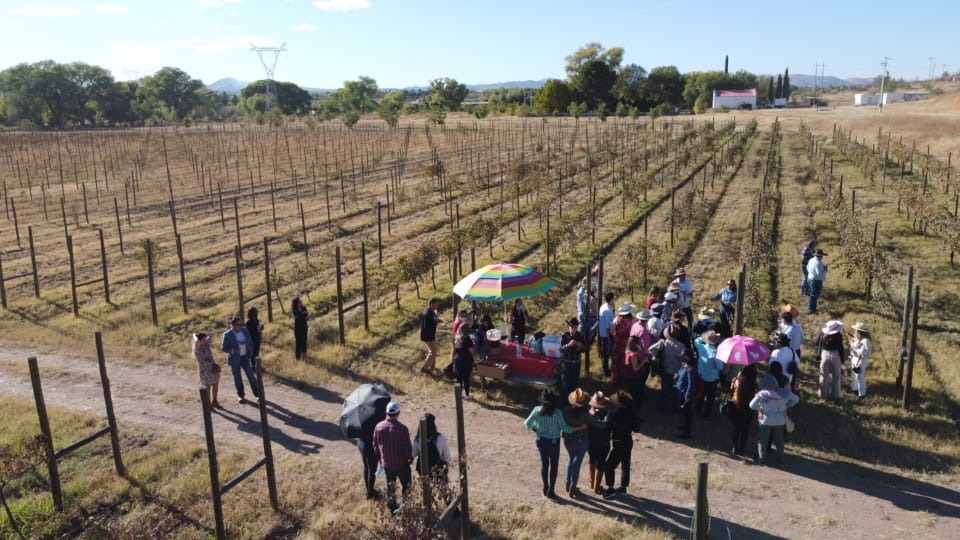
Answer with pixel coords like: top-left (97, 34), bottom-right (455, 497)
top-left (617, 302), bottom-right (636, 315)
top-left (851, 321), bottom-right (870, 334)
top-left (780, 303), bottom-right (800, 318)
top-left (698, 307), bottom-right (716, 320)
top-left (674, 267), bottom-right (687, 276)
top-left (589, 391), bottom-right (610, 409)
top-left (638, 309), bottom-right (653, 321)
top-left (568, 388), bottom-right (589, 407)
top-left (822, 320), bottom-right (844, 335)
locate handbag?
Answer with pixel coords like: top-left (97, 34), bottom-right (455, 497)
top-left (785, 414), bottom-right (796, 433)
top-left (212, 363), bottom-right (222, 374)
top-left (443, 362), bottom-right (457, 380)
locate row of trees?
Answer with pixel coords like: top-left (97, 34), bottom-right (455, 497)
top-left (532, 43), bottom-right (798, 115)
top-left (0, 59), bottom-right (474, 129)
top-left (0, 62), bottom-right (244, 128)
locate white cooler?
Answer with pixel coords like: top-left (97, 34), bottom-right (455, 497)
top-left (542, 335), bottom-right (562, 358)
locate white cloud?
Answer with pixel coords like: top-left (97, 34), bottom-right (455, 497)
top-left (2, 19), bottom-right (25, 28)
top-left (291, 23), bottom-right (315, 31)
top-left (94, 4), bottom-right (129, 14)
top-left (313, 0), bottom-right (370, 12)
top-left (8, 6), bottom-right (82, 17)
top-left (196, 0), bottom-right (242, 6)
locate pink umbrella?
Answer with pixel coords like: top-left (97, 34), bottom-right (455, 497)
top-left (716, 335), bottom-right (770, 365)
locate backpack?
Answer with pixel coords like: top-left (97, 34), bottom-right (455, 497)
top-left (415, 435), bottom-right (443, 474)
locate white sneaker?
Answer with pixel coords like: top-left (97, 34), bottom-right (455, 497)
top-left (464, 394), bottom-right (473, 401)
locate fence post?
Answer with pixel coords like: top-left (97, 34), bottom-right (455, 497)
top-left (235, 245), bottom-right (244, 319)
top-left (335, 246), bottom-right (345, 345)
top-left (146, 239), bottom-right (158, 326)
top-left (377, 201), bottom-right (383, 266)
top-left (895, 266), bottom-right (914, 388)
top-left (28, 356), bottom-right (64, 510)
top-left (114, 197), bottom-right (124, 255)
top-left (690, 461), bottom-right (709, 539)
top-left (901, 285), bottom-right (920, 410)
top-left (255, 361), bottom-right (280, 510)
top-left (454, 383), bottom-right (469, 539)
top-left (735, 264), bottom-right (746, 335)
top-left (67, 235), bottom-right (79, 316)
top-left (99, 228), bottom-right (110, 304)
top-left (299, 202), bottom-right (309, 262)
top-left (200, 387), bottom-right (226, 539)
top-left (95, 332), bottom-right (126, 477)
top-left (29, 226), bottom-right (39, 297)
top-left (361, 243), bottom-right (369, 331)
top-left (176, 233), bottom-right (188, 314)
top-left (264, 237), bottom-right (273, 323)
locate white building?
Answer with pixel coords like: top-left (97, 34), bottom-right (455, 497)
top-left (712, 89), bottom-right (757, 109)
top-left (881, 91), bottom-right (930, 105)
top-left (855, 93), bottom-right (880, 106)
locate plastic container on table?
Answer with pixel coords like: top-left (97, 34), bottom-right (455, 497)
top-left (542, 335), bottom-right (563, 358)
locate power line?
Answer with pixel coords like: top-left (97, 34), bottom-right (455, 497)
top-left (879, 56), bottom-right (891, 112)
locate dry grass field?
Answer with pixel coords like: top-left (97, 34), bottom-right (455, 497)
top-left (1, 97), bottom-right (959, 539)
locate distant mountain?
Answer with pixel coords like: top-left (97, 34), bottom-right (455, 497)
top-left (467, 79), bottom-right (548, 91)
top-left (208, 77), bottom-right (247, 94)
top-left (206, 77), bottom-right (548, 95)
top-left (790, 74), bottom-right (874, 88)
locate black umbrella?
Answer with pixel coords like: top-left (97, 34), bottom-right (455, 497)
top-left (339, 383), bottom-right (391, 439)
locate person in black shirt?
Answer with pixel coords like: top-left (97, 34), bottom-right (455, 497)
top-left (559, 317), bottom-right (585, 398)
top-left (420, 298), bottom-right (442, 374)
top-left (245, 306), bottom-right (264, 372)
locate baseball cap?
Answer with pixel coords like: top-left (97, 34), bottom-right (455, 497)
top-left (386, 401), bottom-right (401, 415)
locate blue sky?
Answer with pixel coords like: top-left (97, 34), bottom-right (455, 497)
top-left (1, 0), bottom-right (957, 88)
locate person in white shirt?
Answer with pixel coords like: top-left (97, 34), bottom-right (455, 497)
top-left (769, 333), bottom-right (799, 386)
top-left (597, 292), bottom-right (616, 378)
top-left (847, 322), bottom-right (873, 399)
top-left (671, 267), bottom-right (694, 328)
top-left (805, 249), bottom-right (827, 314)
top-left (778, 312), bottom-right (804, 391)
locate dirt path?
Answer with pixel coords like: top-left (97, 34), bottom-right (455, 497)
top-left (2, 344), bottom-right (957, 539)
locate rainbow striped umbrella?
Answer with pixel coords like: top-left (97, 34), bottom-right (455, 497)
top-left (453, 263), bottom-right (556, 301)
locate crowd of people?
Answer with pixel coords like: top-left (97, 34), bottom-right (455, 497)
top-left (186, 238), bottom-right (876, 513)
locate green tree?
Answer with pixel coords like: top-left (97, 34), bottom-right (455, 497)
top-left (613, 63), bottom-right (647, 108)
top-left (240, 80), bottom-right (312, 115)
top-left (328, 76), bottom-right (379, 128)
top-left (138, 67), bottom-right (204, 121)
top-left (533, 79), bottom-right (573, 114)
top-left (766, 76), bottom-right (775, 104)
top-left (565, 42), bottom-right (623, 78)
top-left (783, 68), bottom-right (791, 99)
top-left (425, 77), bottom-right (468, 112)
top-left (775, 74), bottom-right (783, 98)
top-left (571, 59), bottom-right (617, 109)
top-left (683, 69), bottom-right (757, 109)
top-left (377, 90), bottom-right (404, 127)
top-left (642, 65), bottom-right (685, 108)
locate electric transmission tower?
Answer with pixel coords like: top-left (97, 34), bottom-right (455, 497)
top-left (250, 43), bottom-right (287, 111)
top-left (879, 56), bottom-right (891, 111)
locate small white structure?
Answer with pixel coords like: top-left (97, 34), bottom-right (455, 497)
top-left (712, 89), bottom-right (757, 109)
top-left (881, 91), bottom-right (929, 105)
top-left (855, 93), bottom-right (880, 106)
top-left (773, 98), bottom-right (787, 108)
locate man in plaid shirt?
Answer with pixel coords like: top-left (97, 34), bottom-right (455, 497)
top-left (373, 401), bottom-right (412, 513)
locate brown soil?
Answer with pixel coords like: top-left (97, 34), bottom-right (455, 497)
top-left (2, 346), bottom-right (957, 539)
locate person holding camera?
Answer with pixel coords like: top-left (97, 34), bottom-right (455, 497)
top-left (847, 322), bottom-right (873, 399)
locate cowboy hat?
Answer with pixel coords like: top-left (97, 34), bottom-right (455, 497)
top-left (851, 321), bottom-right (870, 333)
top-left (664, 291), bottom-right (679, 302)
top-left (814, 248), bottom-right (827, 256)
top-left (780, 303), bottom-right (800, 318)
top-left (822, 320), bottom-right (844, 335)
top-left (698, 307), bottom-right (716, 320)
top-left (638, 309), bottom-right (653, 321)
top-left (674, 267), bottom-right (687, 276)
top-left (617, 302), bottom-right (635, 315)
top-left (590, 392), bottom-right (609, 409)
top-left (567, 316), bottom-right (580, 327)
top-left (568, 388), bottom-right (589, 407)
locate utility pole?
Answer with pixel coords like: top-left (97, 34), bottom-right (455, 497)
top-left (813, 63), bottom-right (824, 110)
top-left (939, 63), bottom-right (950, 80)
top-left (250, 43), bottom-right (288, 111)
top-left (878, 56), bottom-right (891, 112)
top-left (928, 57), bottom-right (936, 81)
